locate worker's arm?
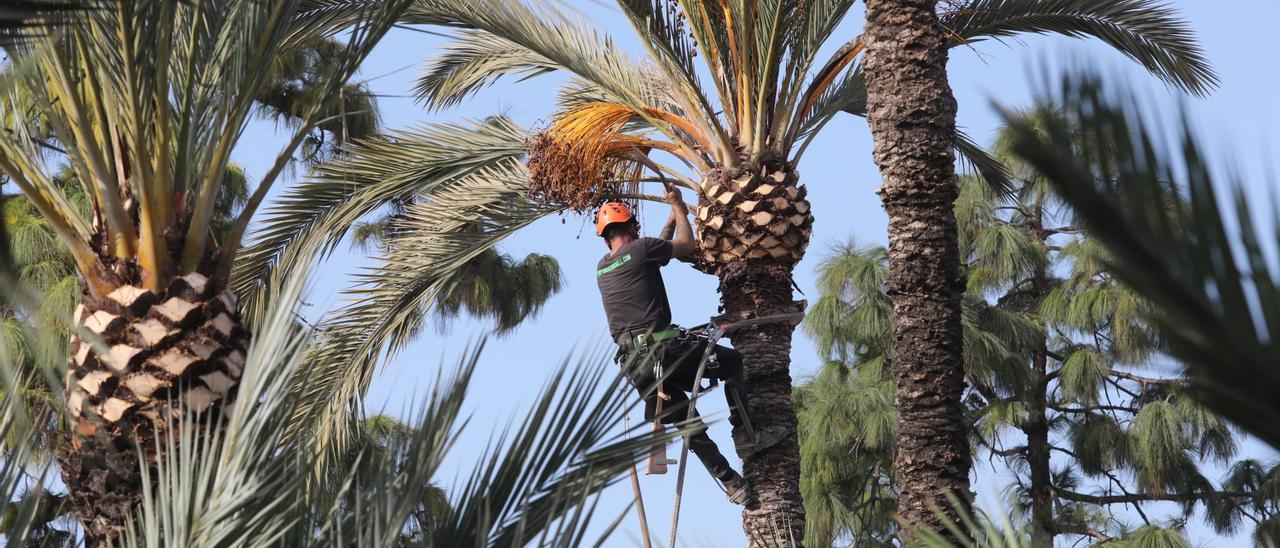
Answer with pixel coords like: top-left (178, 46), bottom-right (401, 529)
top-left (658, 211), bottom-right (676, 240)
top-left (665, 186), bottom-right (697, 259)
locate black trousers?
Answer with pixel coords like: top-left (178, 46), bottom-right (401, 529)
top-left (619, 333), bottom-right (746, 481)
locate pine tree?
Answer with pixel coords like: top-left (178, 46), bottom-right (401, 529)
top-left (798, 110), bottom-right (1280, 545)
top-left (1001, 68), bottom-right (1280, 548)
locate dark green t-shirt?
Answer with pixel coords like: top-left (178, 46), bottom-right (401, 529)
top-left (596, 237), bottom-right (674, 339)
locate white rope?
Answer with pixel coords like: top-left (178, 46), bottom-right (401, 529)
top-left (667, 327), bottom-right (719, 548)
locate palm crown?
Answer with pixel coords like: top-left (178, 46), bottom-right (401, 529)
top-left (410, 0), bottom-right (1214, 209)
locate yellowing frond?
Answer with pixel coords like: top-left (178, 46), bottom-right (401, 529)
top-left (799, 41), bottom-right (864, 119)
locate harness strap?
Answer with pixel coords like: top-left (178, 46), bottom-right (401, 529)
top-left (616, 326), bottom-right (682, 351)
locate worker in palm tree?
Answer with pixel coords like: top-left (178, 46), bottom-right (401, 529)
top-left (594, 187), bottom-right (784, 505)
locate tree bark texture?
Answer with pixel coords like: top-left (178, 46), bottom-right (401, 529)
top-left (58, 272), bottom-right (247, 545)
top-left (862, 0), bottom-right (972, 538)
top-left (1026, 343), bottom-right (1055, 547)
top-left (694, 160), bottom-right (810, 546)
top-left (720, 262), bottom-right (806, 546)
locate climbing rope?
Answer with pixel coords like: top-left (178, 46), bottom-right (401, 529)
top-left (624, 414), bottom-right (655, 548)
top-left (666, 312), bottom-right (805, 548)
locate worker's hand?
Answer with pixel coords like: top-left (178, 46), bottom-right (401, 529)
top-left (664, 184), bottom-right (687, 213)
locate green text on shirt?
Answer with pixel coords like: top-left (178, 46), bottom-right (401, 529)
top-left (597, 254), bottom-right (632, 276)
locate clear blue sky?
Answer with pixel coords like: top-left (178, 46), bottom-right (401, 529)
top-left (229, 2), bottom-right (1280, 545)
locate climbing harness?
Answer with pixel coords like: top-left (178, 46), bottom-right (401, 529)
top-left (666, 312), bottom-right (805, 548)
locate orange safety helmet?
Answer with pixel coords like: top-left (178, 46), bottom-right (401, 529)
top-left (595, 201), bottom-right (635, 236)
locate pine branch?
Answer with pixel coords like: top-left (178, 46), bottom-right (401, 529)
top-left (1054, 523), bottom-right (1112, 543)
top-left (1051, 445), bottom-right (1155, 523)
top-left (1056, 489), bottom-right (1253, 505)
top-left (1049, 403), bottom-right (1140, 414)
top-left (1109, 370), bottom-right (1185, 386)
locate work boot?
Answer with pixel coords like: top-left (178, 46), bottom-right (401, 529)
top-left (733, 425), bottom-right (790, 458)
top-left (721, 472), bottom-right (750, 505)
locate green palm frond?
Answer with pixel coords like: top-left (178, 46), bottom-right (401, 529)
top-left (411, 0), bottom-right (665, 118)
top-left (789, 0), bottom-right (858, 82)
top-left (1001, 71), bottom-right (1280, 450)
top-left (413, 29), bottom-right (559, 110)
top-left (796, 66), bottom-right (865, 142)
top-left (343, 205), bottom-right (565, 333)
top-left (286, 159), bottom-right (554, 472)
top-left (956, 131), bottom-right (1017, 197)
top-left (615, 0), bottom-right (700, 86)
top-left (0, 0), bottom-right (413, 292)
top-left (794, 68), bottom-right (1015, 196)
top-left (910, 493), bottom-right (1029, 547)
top-left (941, 0), bottom-right (1217, 95)
top-left (89, 245), bottom-right (655, 546)
top-left (231, 117), bottom-right (530, 321)
top-left (429, 350), bottom-right (666, 547)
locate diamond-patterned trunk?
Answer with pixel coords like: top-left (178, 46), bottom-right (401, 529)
top-left (695, 160), bottom-right (811, 545)
top-left (693, 162), bottom-right (812, 273)
top-left (58, 272), bottom-right (247, 545)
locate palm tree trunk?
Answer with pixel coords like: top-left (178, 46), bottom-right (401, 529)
top-left (862, 0), bottom-right (972, 538)
top-left (696, 161), bottom-right (812, 546)
top-left (721, 263), bottom-right (805, 546)
top-left (58, 272), bottom-right (247, 545)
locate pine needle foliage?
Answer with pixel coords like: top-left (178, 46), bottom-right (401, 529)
top-left (797, 111), bottom-right (1275, 545)
top-left (1001, 68), bottom-right (1280, 547)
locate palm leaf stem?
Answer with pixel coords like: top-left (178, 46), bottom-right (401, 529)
top-left (787, 37), bottom-right (864, 150)
top-left (181, 0), bottom-right (293, 272)
top-left (36, 39), bottom-right (134, 258)
top-left (217, 6), bottom-right (410, 280)
top-left (677, 0), bottom-right (732, 130)
top-left (752, 0), bottom-right (788, 155)
top-left (616, 7), bottom-right (730, 167)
